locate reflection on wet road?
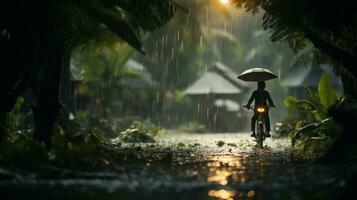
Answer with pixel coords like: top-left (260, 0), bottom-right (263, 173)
top-left (0, 133), bottom-right (356, 199)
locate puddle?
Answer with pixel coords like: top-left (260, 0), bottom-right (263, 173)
top-left (0, 133), bottom-right (355, 200)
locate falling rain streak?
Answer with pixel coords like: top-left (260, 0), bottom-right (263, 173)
top-left (1, 0), bottom-right (353, 200)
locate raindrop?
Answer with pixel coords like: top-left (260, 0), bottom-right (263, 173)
top-left (200, 35), bottom-right (203, 47)
top-left (171, 48), bottom-right (175, 59)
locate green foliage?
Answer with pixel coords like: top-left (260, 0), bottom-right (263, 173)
top-left (0, 129), bottom-right (113, 170)
top-left (318, 73), bottom-right (338, 109)
top-left (283, 94), bottom-right (322, 123)
top-left (303, 87), bottom-right (327, 120)
top-left (0, 132), bottom-right (48, 167)
top-left (283, 96), bottom-right (298, 116)
top-left (1, 0), bottom-right (177, 150)
top-left (231, 0), bottom-right (357, 79)
top-left (297, 73), bottom-right (339, 120)
top-left (51, 130), bottom-right (112, 169)
top-left (115, 120), bottom-right (161, 143)
top-left (297, 99), bottom-right (326, 121)
top-left (284, 74), bottom-right (338, 124)
top-left (189, 143), bottom-right (201, 149)
top-left (273, 121), bottom-right (296, 138)
top-left (176, 142), bottom-right (186, 149)
top-left (307, 86), bottom-right (320, 105)
top-left (227, 143), bottom-right (237, 147)
top-left (4, 97), bottom-right (25, 132)
top-left (74, 43), bottom-right (135, 84)
top-left (216, 141), bottom-right (225, 147)
top-left (290, 119), bottom-right (343, 161)
top-left (72, 42), bottom-right (158, 128)
top-left (280, 73), bottom-right (343, 160)
top-left (291, 122), bottom-right (320, 147)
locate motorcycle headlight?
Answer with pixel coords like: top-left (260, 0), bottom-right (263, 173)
top-left (257, 107), bottom-right (265, 113)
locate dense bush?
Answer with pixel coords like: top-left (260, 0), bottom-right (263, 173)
top-left (113, 120), bottom-right (161, 143)
top-left (279, 73), bottom-right (344, 160)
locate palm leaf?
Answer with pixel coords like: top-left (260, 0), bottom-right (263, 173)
top-left (318, 73), bottom-right (338, 109)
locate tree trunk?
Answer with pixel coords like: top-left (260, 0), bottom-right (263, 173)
top-left (32, 38), bottom-right (68, 148)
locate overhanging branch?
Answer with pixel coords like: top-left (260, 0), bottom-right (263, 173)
top-left (301, 25), bottom-right (357, 79)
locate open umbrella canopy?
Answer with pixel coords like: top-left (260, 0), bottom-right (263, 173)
top-left (237, 68), bottom-right (277, 81)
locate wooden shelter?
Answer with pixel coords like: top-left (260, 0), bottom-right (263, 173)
top-left (184, 63), bottom-right (249, 132)
top-left (281, 64), bottom-right (343, 98)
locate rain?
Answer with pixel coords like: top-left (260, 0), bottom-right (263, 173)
top-left (0, 0), bottom-right (356, 200)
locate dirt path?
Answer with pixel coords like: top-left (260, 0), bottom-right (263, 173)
top-left (157, 131), bottom-right (291, 149)
top-left (0, 132), bottom-right (355, 200)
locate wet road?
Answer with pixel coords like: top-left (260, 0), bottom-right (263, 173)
top-left (0, 132), bottom-right (356, 200)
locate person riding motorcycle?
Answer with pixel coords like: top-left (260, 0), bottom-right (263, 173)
top-left (245, 81), bottom-right (275, 137)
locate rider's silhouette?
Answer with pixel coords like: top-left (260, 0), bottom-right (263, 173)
top-left (245, 81), bottom-right (275, 137)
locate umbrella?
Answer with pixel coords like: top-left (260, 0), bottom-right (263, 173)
top-left (237, 68), bottom-right (277, 81)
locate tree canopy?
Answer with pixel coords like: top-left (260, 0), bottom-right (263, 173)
top-left (0, 0), bottom-right (175, 52)
top-left (0, 0), bottom-right (176, 146)
top-left (232, 0), bottom-right (357, 79)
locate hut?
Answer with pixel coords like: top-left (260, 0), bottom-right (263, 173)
top-left (120, 59), bottom-right (155, 88)
top-left (211, 62), bottom-right (250, 92)
top-left (184, 63), bottom-right (249, 132)
top-left (120, 59), bottom-right (156, 118)
top-left (281, 64), bottom-right (343, 98)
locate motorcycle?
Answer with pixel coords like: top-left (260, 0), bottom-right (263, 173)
top-left (244, 105), bottom-right (270, 148)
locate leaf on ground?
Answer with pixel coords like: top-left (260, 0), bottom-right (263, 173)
top-left (216, 141), bottom-right (225, 147)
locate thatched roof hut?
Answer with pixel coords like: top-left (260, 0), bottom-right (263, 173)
top-left (185, 71), bottom-right (242, 95)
